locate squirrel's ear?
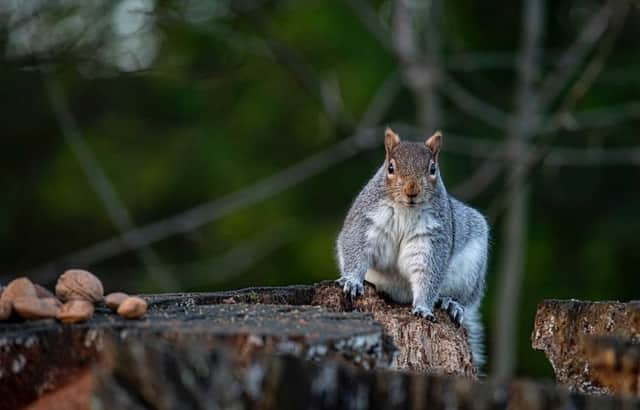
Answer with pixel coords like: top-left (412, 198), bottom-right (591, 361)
top-left (425, 130), bottom-right (442, 162)
top-left (384, 127), bottom-right (400, 156)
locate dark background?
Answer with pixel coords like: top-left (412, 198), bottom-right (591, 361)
top-left (1, 0), bottom-right (639, 379)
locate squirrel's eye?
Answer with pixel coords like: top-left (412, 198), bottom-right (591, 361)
top-left (388, 162), bottom-right (394, 175)
top-left (429, 162), bottom-right (437, 176)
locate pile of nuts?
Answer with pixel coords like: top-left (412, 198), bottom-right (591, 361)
top-left (0, 269), bottom-right (148, 323)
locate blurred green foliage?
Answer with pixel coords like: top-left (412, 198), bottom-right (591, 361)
top-left (1, 0), bottom-right (640, 378)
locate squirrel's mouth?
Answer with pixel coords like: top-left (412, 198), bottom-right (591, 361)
top-left (392, 193), bottom-right (425, 207)
top-left (402, 199), bottom-right (423, 207)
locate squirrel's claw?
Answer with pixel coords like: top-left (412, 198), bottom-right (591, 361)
top-left (337, 277), bottom-right (364, 299)
top-left (412, 305), bottom-right (436, 322)
top-left (441, 298), bottom-right (464, 325)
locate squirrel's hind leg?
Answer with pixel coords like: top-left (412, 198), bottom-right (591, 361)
top-left (438, 297), bottom-right (465, 325)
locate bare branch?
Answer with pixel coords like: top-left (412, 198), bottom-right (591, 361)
top-left (177, 225), bottom-right (291, 287)
top-left (537, 2), bottom-right (613, 112)
top-left (388, 123), bottom-right (640, 166)
top-left (493, 0), bottom-right (545, 381)
top-left (41, 69), bottom-right (177, 290)
top-left (445, 51), bottom-right (515, 71)
top-left (343, 0), bottom-right (392, 52)
top-left (560, 101), bottom-right (640, 132)
top-left (25, 128), bottom-right (373, 281)
top-left (358, 70), bottom-right (402, 130)
top-left (25, 70), bottom-right (402, 282)
top-left (453, 7), bottom-right (628, 204)
top-left (544, 145), bottom-right (640, 166)
top-left (486, 6), bottom-right (629, 221)
top-left (390, 0), bottom-right (441, 129)
top-left (440, 76), bottom-right (512, 130)
top-left (452, 164), bottom-right (503, 201)
top-left (390, 0), bottom-right (420, 63)
top-left (543, 8), bottom-right (628, 134)
top-left (233, 8), bottom-right (352, 131)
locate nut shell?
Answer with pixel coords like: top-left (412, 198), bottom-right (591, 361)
top-left (55, 269), bottom-right (104, 303)
top-left (117, 296), bottom-right (148, 319)
top-left (13, 297), bottom-right (60, 320)
top-left (57, 300), bottom-right (94, 324)
top-left (1, 277), bottom-right (37, 304)
top-left (105, 292), bottom-right (129, 310)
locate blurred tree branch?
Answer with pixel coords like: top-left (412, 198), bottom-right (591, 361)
top-left (233, 6), bottom-right (353, 132)
top-left (486, 2), bottom-right (629, 222)
top-left (454, 1), bottom-right (628, 204)
top-left (25, 68), bottom-right (402, 283)
top-left (537, 2), bottom-right (614, 113)
top-left (493, 0), bottom-right (545, 381)
top-left (390, 0), bottom-right (440, 130)
top-left (440, 76), bottom-right (512, 130)
top-left (394, 123), bottom-right (640, 167)
top-left (177, 225), bottom-right (291, 288)
top-left (343, 0), bottom-right (392, 53)
top-left (41, 68), bottom-right (177, 291)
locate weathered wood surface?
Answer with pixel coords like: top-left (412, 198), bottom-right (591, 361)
top-left (1, 281), bottom-right (471, 409)
top-left (532, 299), bottom-right (640, 396)
top-left (49, 336), bottom-right (640, 410)
top-left (312, 282), bottom-right (473, 374)
top-left (3, 290), bottom-right (640, 409)
top-left (135, 280), bottom-right (474, 374)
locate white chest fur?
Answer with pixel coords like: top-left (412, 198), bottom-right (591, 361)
top-left (365, 202), bottom-right (436, 274)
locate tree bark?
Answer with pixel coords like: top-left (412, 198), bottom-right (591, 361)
top-left (533, 299), bottom-right (640, 397)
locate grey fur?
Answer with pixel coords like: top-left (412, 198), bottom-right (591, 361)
top-left (336, 131), bottom-right (489, 369)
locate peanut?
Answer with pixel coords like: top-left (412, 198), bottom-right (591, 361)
top-left (117, 296), bottom-right (148, 319)
top-left (57, 300), bottom-right (95, 324)
top-left (105, 292), bottom-right (129, 311)
top-left (13, 297), bottom-right (60, 320)
top-left (1, 277), bottom-right (37, 304)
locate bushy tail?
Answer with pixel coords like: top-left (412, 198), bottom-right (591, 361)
top-left (463, 307), bottom-right (485, 370)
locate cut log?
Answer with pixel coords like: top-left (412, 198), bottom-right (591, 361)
top-left (532, 299), bottom-right (640, 396)
top-left (3, 290), bottom-right (639, 409)
top-left (59, 335), bottom-right (640, 409)
top-left (311, 281), bottom-right (473, 374)
top-left (0, 305), bottom-right (391, 409)
top-left (0, 281), bottom-right (471, 409)
top-left (145, 280), bottom-right (475, 374)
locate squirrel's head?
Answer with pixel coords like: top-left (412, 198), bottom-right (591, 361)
top-left (383, 127), bottom-right (442, 208)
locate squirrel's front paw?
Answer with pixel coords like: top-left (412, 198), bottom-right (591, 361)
top-left (412, 305), bottom-right (436, 322)
top-left (441, 298), bottom-right (464, 325)
top-left (337, 277), bottom-right (364, 299)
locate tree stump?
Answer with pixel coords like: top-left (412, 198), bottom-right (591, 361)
top-left (1, 281), bottom-right (471, 409)
top-left (532, 299), bottom-right (640, 396)
top-left (51, 336), bottom-right (640, 410)
top-left (2, 289), bottom-right (639, 409)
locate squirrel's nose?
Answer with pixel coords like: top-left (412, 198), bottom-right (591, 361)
top-left (403, 182), bottom-right (420, 198)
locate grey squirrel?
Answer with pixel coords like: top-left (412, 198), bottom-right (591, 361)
top-left (336, 127), bottom-right (489, 368)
